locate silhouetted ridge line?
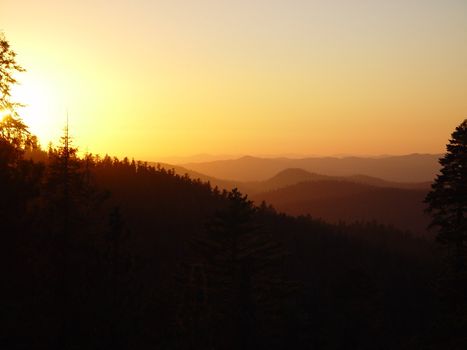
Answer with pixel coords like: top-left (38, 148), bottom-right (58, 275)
top-left (252, 180), bottom-right (430, 235)
top-left (182, 154), bottom-right (442, 182)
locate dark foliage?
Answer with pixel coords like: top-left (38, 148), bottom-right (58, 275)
top-left (0, 145), bottom-right (441, 349)
top-left (424, 119), bottom-right (467, 348)
top-left (252, 180), bottom-right (430, 235)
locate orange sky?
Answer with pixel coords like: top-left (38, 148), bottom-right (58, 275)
top-left (2, 0), bottom-right (467, 160)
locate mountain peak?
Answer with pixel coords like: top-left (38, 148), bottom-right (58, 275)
top-left (238, 155), bottom-right (259, 161)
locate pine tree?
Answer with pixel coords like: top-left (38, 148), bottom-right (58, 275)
top-left (0, 33), bottom-right (36, 163)
top-left (0, 33), bottom-right (39, 205)
top-left (425, 119), bottom-right (467, 346)
top-left (0, 33), bottom-right (45, 348)
top-left (179, 188), bottom-right (288, 349)
top-left (44, 124), bottom-right (77, 350)
top-left (1, 32), bottom-right (25, 114)
top-left (426, 119), bottom-right (467, 264)
top-left (45, 125), bottom-right (107, 349)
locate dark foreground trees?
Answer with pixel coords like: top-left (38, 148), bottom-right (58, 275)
top-left (425, 119), bottom-right (467, 348)
top-left (177, 189), bottom-right (290, 350)
top-left (426, 120), bottom-right (467, 256)
top-left (0, 32), bottom-right (39, 218)
top-left (0, 144), bottom-right (440, 349)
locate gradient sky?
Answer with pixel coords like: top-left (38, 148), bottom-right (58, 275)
top-left (2, 0), bottom-right (467, 160)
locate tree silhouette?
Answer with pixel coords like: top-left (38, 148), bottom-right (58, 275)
top-left (0, 33), bottom-right (38, 213)
top-left (1, 33), bottom-right (24, 112)
top-left (44, 125), bottom-right (110, 349)
top-left (45, 124), bottom-right (79, 349)
top-left (179, 188), bottom-right (288, 349)
top-left (0, 33), bottom-right (46, 350)
top-left (425, 119), bottom-right (467, 346)
top-left (0, 33), bottom-right (39, 220)
top-left (0, 32), bottom-right (37, 165)
top-left (426, 120), bottom-right (467, 252)
top-left (0, 33), bottom-right (35, 152)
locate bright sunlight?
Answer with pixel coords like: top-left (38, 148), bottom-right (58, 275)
top-left (10, 74), bottom-right (63, 145)
top-left (0, 108), bottom-right (12, 119)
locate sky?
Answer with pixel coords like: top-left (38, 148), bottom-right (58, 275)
top-left (2, 0), bottom-right (467, 161)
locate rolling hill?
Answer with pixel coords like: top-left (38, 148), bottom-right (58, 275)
top-left (251, 180), bottom-right (430, 235)
top-left (182, 154), bottom-right (441, 182)
top-left (242, 168), bottom-right (431, 194)
top-left (149, 163), bottom-right (431, 195)
top-left (148, 164), bottom-right (432, 234)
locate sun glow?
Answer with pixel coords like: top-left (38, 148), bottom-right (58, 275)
top-left (2, 0), bottom-right (466, 158)
top-left (10, 74), bottom-right (64, 147)
top-left (11, 75), bottom-right (45, 120)
top-left (0, 108), bottom-right (12, 120)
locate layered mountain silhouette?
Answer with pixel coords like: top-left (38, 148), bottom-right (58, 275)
top-left (151, 163), bottom-right (432, 235)
top-left (242, 168), bottom-right (431, 194)
top-left (151, 163), bottom-right (431, 194)
top-left (182, 154), bottom-right (441, 182)
top-left (251, 180), bottom-right (430, 235)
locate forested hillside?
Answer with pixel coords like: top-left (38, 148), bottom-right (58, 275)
top-left (1, 139), bottom-right (441, 349)
top-left (252, 180), bottom-right (430, 235)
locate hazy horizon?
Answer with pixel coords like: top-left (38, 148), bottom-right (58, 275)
top-left (3, 0), bottom-right (466, 160)
top-left (156, 151), bottom-right (443, 165)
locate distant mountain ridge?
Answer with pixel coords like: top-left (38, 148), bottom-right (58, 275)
top-left (182, 154), bottom-right (442, 183)
top-left (149, 163), bottom-right (430, 195)
top-left (146, 162), bottom-right (432, 234)
top-left (243, 168), bottom-right (430, 193)
top-left (251, 180), bottom-right (430, 235)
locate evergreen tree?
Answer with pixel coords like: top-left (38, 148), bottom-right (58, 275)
top-left (0, 32), bottom-right (36, 165)
top-left (179, 188), bottom-right (288, 349)
top-left (425, 119), bottom-right (467, 347)
top-left (1, 32), bottom-right (25, 113)
top-left (45, 125), bottom-right (78, 350)
top-left (426, 120), bottom-right (467, 266)
top-left (0, 34), bottom-right (40, 236)
top-left (0, 32), bottom-right (38, 182)
top-left (44, 125), bottom-right (108, 349)
top-left (0, 33), bottom-right (44, 349)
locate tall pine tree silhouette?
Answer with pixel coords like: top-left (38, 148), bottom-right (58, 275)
top-left (0, 32), bottom-right (39, 226)
top-left (0, 32), bottom-right (44, 348)
top-left (179, 188), bottom-right (288, 350)
top-left (426, 120), bottom-right (467, 255)
top-left (47, 121), bottom-right (77, 350)
top-left (425, 119), bottom-right (467, 347)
